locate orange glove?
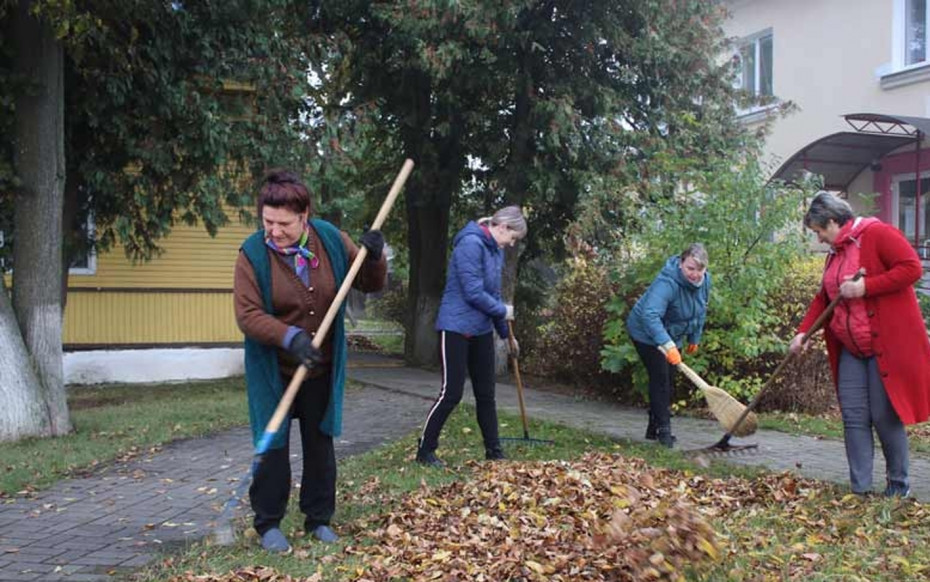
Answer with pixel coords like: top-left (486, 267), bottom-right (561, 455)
top-left (686, 343), bottom-right (699, 355)
top-left (665, 346), bottom-right (682, 366)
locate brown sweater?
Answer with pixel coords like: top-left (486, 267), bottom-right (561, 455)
top-left (234, 226), bottom-right (387, 377)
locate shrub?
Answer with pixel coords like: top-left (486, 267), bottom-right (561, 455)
top-left (601, 153), bottom-right (822, 410)
top-left (522, 256), bottom-right (634, 398)
top-left (367, 280), bottom-right (407, 326)
top-left (745, 256), bottom-right (836, 414)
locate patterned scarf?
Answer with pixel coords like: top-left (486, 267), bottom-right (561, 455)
top-left (265, 225), bottom-right (319, 285)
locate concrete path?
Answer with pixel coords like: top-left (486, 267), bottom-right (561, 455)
top-left (1, 352), bottom-right (926, 581)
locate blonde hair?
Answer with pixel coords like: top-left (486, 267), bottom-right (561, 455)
top-left (477, 205), bottom-right (528, 239)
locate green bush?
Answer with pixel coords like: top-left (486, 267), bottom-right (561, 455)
top-left (522, 256), bottom-right (634, 398)
top-left (920, 292), bottom-right (930, 332)
top-left (601, 153), bottom-right (821, 409)
top-left (367, 281), bottom-right (407, 327)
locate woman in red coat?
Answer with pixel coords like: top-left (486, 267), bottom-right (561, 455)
top-left (790, 192), bottom-right (930, 497)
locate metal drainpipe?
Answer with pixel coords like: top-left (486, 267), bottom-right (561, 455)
top-left (916, 130), bottom-right (922, 249)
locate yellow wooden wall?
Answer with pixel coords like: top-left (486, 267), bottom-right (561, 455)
top-left (62, 208), bottom-right (259, 347)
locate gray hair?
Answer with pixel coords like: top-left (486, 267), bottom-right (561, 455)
top-left (680, 243), bottom-right (708, 268)
top-left (804, 191), bottom-right (854, 229)
top-left (480, 205), bottom-right (528, 239)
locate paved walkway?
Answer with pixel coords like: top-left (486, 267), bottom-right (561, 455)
top-left (1, 352), bottom-right (927, 581)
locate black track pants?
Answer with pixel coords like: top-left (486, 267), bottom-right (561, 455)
top-left (633, 340), bottom-right (676, 428)
top-left (419, 330), bottom-right (500, 453)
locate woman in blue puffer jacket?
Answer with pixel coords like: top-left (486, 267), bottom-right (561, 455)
top-left (416, 206), bottom-right (528, 467)
top-left (627, 243), bottom-right (711, 448)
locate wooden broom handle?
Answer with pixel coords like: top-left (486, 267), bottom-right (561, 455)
top-left (264, 159), bottom-right (415, 436)
top-left (675, 360), bottom-right (714, 392)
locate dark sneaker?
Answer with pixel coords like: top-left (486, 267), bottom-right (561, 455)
top-left (310, 525), bottom-right (339, 543)
top-left (260, 527), bottom-right (291, 553)
top-left (656, 428), bottom-right (677, 449)
top-left (883, 483), bottom-right (911, 498)
top-left (485, 447), bottom-right (506, 461)
top-left (416, 450), bottom-right (444, 468)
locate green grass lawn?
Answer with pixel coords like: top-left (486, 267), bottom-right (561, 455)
top-left (0, 377), bottom-right (248, 496)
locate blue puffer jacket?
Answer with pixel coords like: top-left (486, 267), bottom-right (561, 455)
top-left (627, 255), bottom-right (711, 348)
top-left (435, 221), bottom-right (509, 339)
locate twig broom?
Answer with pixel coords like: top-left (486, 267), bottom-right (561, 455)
top-left (673, 359), bottom-right (758, 437)
top-left (211, 159), bottom-right (414, 546)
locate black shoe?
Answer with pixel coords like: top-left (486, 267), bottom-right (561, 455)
top-left (883, 482), bottom-right (911, 498)
top-left (656, 428), bottom-right (676, 449)
top-left (416, 450), bottom-right (444, 468)
top-left (645, 412), bottom-right (657, 440)
top-left (485, 447), bottom-right (506, 461)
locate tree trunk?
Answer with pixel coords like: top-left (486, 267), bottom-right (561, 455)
top-left (0, 279), bottom-right (50, 441)
top-left (495, 47), bottom-right (533, 374)
top-left (404, 200), bottom-right (448, 367)
top-left (10, 0), bottom-right (71, 436)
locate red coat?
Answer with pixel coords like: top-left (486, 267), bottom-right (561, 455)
top-left (799, 220), bottom-right (930, 425)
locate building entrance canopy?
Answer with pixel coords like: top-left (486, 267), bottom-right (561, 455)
top-left (770, 113), bottom-right (930, 190)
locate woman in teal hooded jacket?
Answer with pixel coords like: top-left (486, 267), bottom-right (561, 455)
top-left (626, 243), bottom-right (711, 447)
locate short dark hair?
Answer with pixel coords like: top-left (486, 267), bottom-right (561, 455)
top-left (804, 191), bottom-right (854, 229)
top-left (257, 169), bottom-right (312, 217)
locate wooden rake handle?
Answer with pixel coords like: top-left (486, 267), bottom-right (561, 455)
top-left (722, 268), bottom-right (865, 438)
top-left (262, 159), bottom-right (415, 441)
top-left (506, 320), bottom-right (530, 439)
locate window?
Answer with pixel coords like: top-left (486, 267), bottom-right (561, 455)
top-left (893, 175), bottom-right (930, 248)
top-left (735, 31), bottom-right (774, 98)
top-left (906, 0), bottom-right (928, 66)
top-left (0, 216), bottom-right (96, 275)
top-left (68, 214), bottom-right (97, 276)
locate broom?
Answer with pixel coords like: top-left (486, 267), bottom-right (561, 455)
top-left (658, 345), bottom-right (757, 437)
top-left (673, 359), bottom-right (757, 437)
top-left (211, 159), bottom-right (414, 546)
top-left (696, 269), bottom-right (865, 456)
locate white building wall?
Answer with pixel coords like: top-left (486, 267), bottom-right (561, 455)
top-left (725, 0), bottom-right (930, 174)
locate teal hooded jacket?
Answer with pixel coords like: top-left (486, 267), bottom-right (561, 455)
top-left (626, 255), bottom-right (711, 348)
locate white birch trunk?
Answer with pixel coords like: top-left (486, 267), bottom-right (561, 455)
top-left (0, 280), bottom-right (49, 441)
top-left (7, 0), bottom-right (72, 437)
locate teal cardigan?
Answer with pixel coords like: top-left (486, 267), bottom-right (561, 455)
top-left (240, 218), bottom-right (348, 450)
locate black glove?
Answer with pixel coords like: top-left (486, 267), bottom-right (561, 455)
top-left (288, 331), bottom-right (323, 368)
top-left (359, 229), bottom-right (384, 261)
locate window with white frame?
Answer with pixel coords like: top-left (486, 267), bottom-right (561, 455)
top-left (68, 214), bottom-right (97, 275)
top-left (906, 0), bottom-right (928, 66)
top-left (0, 214), bottom-right (96, 275)
top-left (734, 31), bottom-right (774, 98)
top-left (892, 174), bottom-right (930, 248)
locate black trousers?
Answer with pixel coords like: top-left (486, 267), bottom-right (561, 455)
top-left (419, 330), bottom-right (501, 453)
top-left (633, 340), bottom-right (676, 428)
top-left (250, 372), bottom-right (336, 535)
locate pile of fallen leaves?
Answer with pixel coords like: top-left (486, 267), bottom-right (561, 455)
top-left (169, 568), bottom-right (322, 582)
top-left (345, 452), bottom-right (718, 581)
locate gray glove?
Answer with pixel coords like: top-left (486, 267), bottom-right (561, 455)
top-left (288, 331), bottom-right (323, 368)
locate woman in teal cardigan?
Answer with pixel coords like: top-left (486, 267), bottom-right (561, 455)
top-left (233, 170), bottom-right (386, 552)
